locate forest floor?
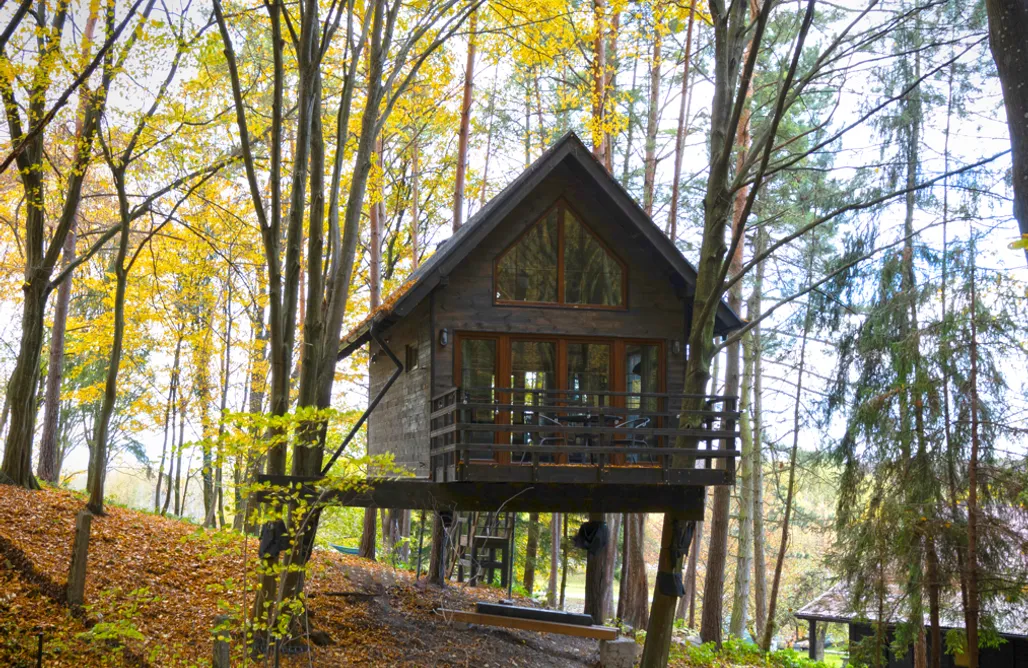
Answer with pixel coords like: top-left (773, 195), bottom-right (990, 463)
top-left (0, 485), bottom-right (602, 667)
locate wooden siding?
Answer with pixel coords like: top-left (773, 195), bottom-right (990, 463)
top-left (368, 299), bottom-right (432, 478)
top-left (849, 622), bottom-right (1028, 668)
top-left (432, 161), bottom-right (689, 396)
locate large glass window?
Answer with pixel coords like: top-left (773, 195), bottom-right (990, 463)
top-left (495, 203), bottom-right (625, 307)
top-left (564, 212), bottom-right (624, 306)
top-left (495, 209), bottom-right (558, 303)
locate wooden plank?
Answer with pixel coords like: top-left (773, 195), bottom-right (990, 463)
top-left (475, 602), bottom-right (595, 627)
top-left (453, 422), bottom-right (738, 439)
top-left (461, 462), bottom-right (730, 486)
top-left (459, 402), bottom-right (741, 419)
top-left (472, 387), bottom-right (733, 400)
top-left (437, 609), bottom-right (618, 640)
top-left (432, 443), bottom-right (740, 458)
top-left (255, 475), bottom-right (708, 513)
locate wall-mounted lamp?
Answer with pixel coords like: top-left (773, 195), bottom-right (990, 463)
top-left (672, 340), bottom-right (682, 355)
top-left (439, 328), bottom-right (449, 347)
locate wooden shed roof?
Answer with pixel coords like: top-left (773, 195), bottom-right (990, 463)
top-left (339, 131), bottom-right (743, 359)
top-left (796, 583), bottom-right (1028, 639)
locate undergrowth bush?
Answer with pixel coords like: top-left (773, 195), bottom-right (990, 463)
top-left (669, 636), bottom-right (833, 667)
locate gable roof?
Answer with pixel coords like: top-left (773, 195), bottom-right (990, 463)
top-left (796, 583), bottom-right (1028, 639)
top-left (339, 131), bottom-right (743, 359)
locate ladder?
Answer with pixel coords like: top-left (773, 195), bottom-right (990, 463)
top-left (455, 512), bottom-right (514, 587)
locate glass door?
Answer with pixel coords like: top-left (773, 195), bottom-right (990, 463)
top-left (510, 340), bottom-right (558, 461)
top-left (459, 338), bottom-right (498, 461)
top-left (624, 343), bottom-right (660, 461)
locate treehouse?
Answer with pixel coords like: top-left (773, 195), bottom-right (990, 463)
top-left (334, 132), bottom-right (743, 515)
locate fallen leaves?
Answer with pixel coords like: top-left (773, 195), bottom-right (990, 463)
top-left (0, 485), bottom-right (598, 667)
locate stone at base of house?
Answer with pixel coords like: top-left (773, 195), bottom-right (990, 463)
top-left (599, 637), bottom-right (640, 668)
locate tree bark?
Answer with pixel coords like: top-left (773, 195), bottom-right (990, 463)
top-left (965, 241), bottom-right (981, 668)
top-left (0, 0), bottom-right (113, 487)
top-left (524, 512), bottom-right (540, 595)
top-left (641, 10), bottom-right (663, 216)
top-left (38, 7), bottom-right (100, 485)
top-left (560, 512), bottom-right (569, 609)
top-left (428, 512), bottom-right (447, 585)
top-left (666, 0), bottom-right (696, 242)
top-left (87, 177), bottom-right (131, 515)
top-left (984, 0), bottom-right (1028, 261)
top-left (452, 10), bottom-right (476, 231)
top-left (155, 336), bottom-right (182, 512)
top-left (621, 513), bottom-right (649, 629)
top-left (750, 231), bottom-right (768, 641)
top-left (590, 0), bottom-right (607, 161)
top-left (548, 512), bottom-right (560, 606)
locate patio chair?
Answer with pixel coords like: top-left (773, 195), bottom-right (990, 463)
top-left (612, 416), bottom-right (651, 463)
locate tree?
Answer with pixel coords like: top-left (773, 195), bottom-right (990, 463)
top-left (212, 0), bottom-right (481, 640)
top-left (984, 0), bottom-right (1028, 261)
top-left (0, 0), bottom-right (148, 488)
top-left (37, 4), bottom-right (102, 486)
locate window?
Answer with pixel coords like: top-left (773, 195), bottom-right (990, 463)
top-left (405, 344), bottom-right (420, 372)
top-left (495, 203), bottom-right (625, 308)
top-left (564, 212), bottom-right (624, 306)
top-left (495, 209), bottom-right (558, 303)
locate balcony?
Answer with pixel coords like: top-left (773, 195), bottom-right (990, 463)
top-left (429, 387), bottom-right (740, 487)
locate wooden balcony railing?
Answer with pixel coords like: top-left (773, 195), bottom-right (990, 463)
top-left (429, 386), bottom-right (740, 486)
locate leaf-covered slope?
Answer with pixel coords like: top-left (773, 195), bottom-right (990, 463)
top-left (0, 485), bottom-right (597, 666)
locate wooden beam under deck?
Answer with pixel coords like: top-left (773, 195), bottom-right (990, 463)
top-left (255, 475), bottom-right (707, 515)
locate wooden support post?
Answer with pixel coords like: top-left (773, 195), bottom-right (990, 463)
top-left (213, 614), bottom-right (232, 668)
top-left (808, 619), bottom-right (817, 660)
top-left (66, 510), bottom-right (92, 606)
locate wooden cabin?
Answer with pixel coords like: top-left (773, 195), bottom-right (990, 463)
top-left (339, 132), bottom-right (742, 514)
top-left (797, 585), bottom-right (1028, 667)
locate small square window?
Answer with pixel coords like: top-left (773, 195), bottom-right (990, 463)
top-left (405, 344), bottom-right (420, 372)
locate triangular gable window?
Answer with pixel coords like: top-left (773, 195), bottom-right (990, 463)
top-left (495, 202), bottom-right (626, 308)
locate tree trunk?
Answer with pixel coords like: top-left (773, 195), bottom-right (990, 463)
top-left (524, 512), bottom-right (540, 595)
top-left (750, 231), bottom-right (768, 641)
top-left (666, 0), bottom-right (696, 242)
top-left (584, 513), bottom-right (618, 624)
top-left (621, 513), bottom-right (649, 629)
top-left (603, 513), bottom-right (621, 619)
top-left (548, 512), bottom-right (560, 606)
top-left (984, 0), bottom-right (1028, 261)
top-left (642, 0), bottom-right (753, 658)
top-left (478, 78), bottom-right (498, 208)
top-left (761, 257), bottom-right (814, 651)
top-left (411, 140), bottom-right (420, 269)
top-left (965, 242), bottom-right (981, 668)
top-left (641, 13), bottom-right (662, 216)
top-left (173, 398), bottom-right (185, 516)
top-left (0, 0), bottom-right (107, 490)
top-left (155, 336), bottom-right (182, 513)
top-left (452, 10), bottom-right (476, 231)
top-left (590, 0), bottom-right (607, 161)
top-left (87, 215), bottom-right (132, 515)
top-left (728, 334), bottom-right (755, 638)
top-left (560, 512), bottom-right (569, 609)
top-left (162, 393), bottom-right (176, 516)
top-left (37, 221), bottom-right (77, 486)
top-left (681, 520), bottom-right (703, 628)
top-left (427, 512), bottom-right (446, 585)
top-left (1, 280), bottom-right (48, 488)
